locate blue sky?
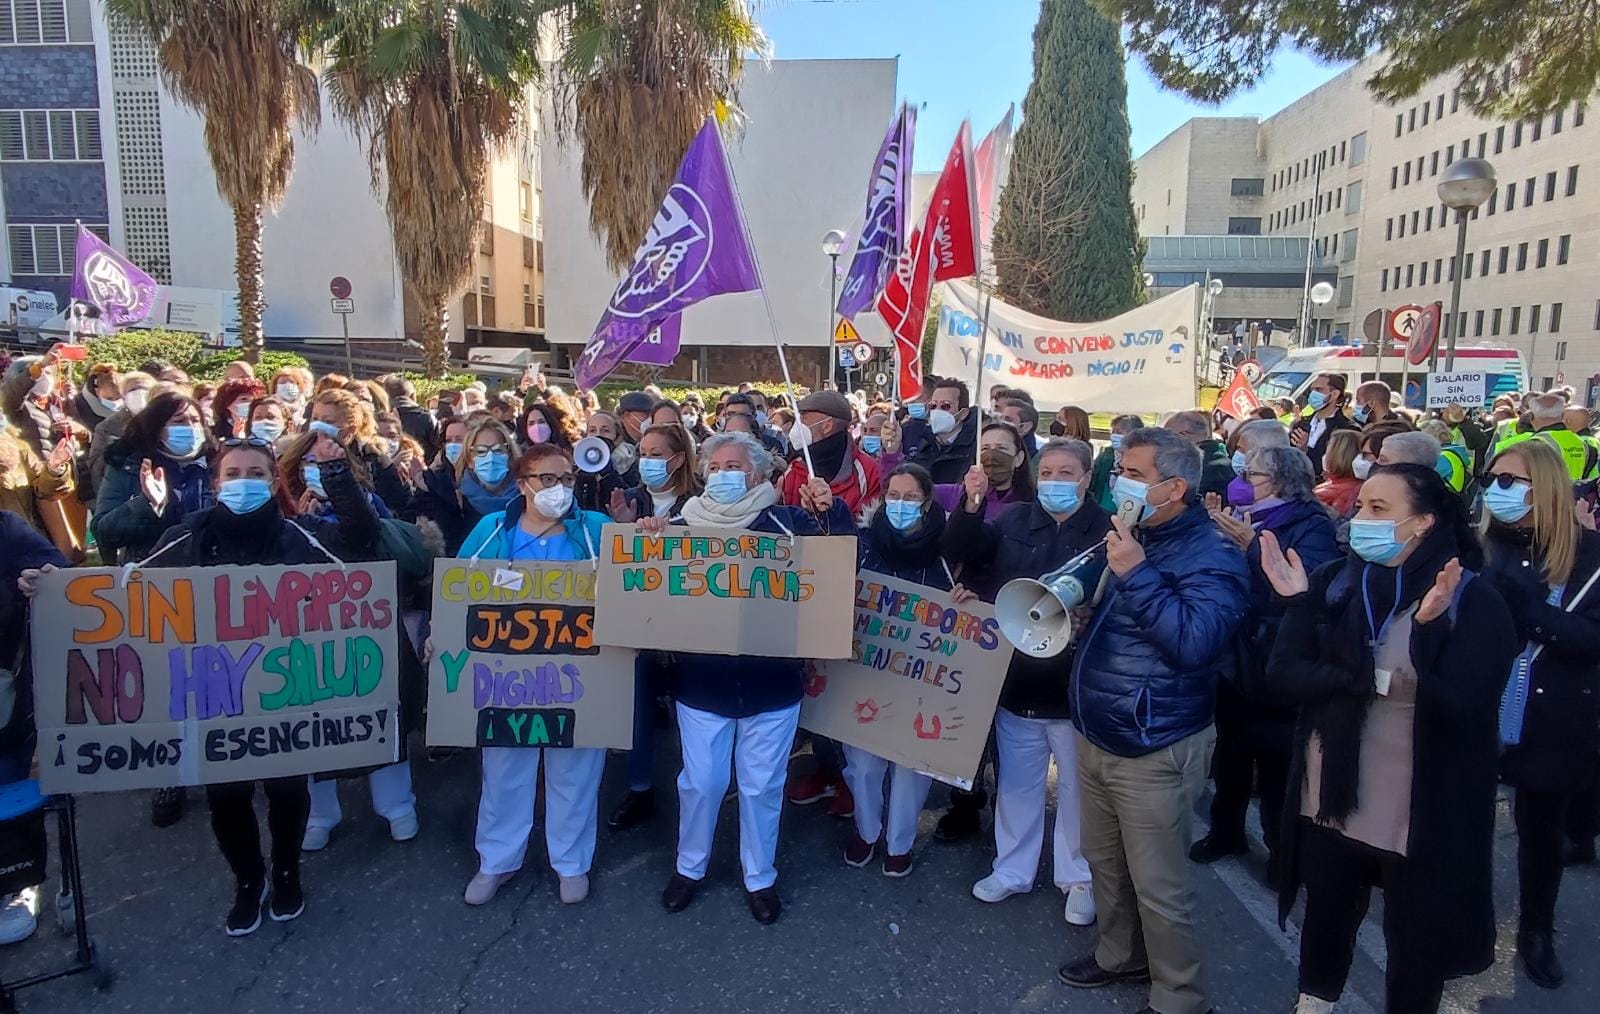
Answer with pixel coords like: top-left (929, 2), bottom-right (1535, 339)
top-left (761, 0), bottom-right (1349, 168)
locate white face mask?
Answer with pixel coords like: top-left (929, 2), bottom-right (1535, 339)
top-left (532, 484), bottom-right (574, 520)
top-left (1353, 455), bottom-right (1374, 479)
top-left (929, 408), bottom-right (957, 436)
top-left (124, 388), bottom-right (150, 414)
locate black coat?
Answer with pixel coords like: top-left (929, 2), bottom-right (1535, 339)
top-left (1268, 552), bottom-right (1517, 983)
top-left (1290, 409), bottom-right (1359, 481)
top-left (395, 400), bottom-right (439, 461)
top-left (945, 498), bottom-right (1112, 719)
top-left (405, 463), bottom-right (470, 555)
top-left (907, 411), bottom-right (979, 486)
top-left (1483, 525), bottom-right (1600, 793)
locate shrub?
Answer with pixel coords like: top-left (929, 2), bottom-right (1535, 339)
top-left (84, 329), bottom-right (309, 383)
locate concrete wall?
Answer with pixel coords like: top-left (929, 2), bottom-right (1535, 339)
top-left (1132, 122), bottom-right (1193, 237)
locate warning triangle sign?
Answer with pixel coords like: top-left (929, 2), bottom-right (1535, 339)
top-left (833, 318), bottom-right (861, 344)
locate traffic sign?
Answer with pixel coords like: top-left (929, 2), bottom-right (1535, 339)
top-left (837, 347), bottom-right (857, 369)
top-left (1406, 303), bottom-right (1441, 366)
top-left (873, 372), bottom-right (889, 387)
top-left (1237, 358), bottom-right (1264, 385)
top-left (329, 276), bottom-right (352, 299)
top-left (1389, 303), bottom-right (1423, 344)
top-left (331, 297), bottom-right (355, 314)
top-left (833, 317), bottom-right (861, 345)
top-left (851, 342), bottom-right (874, 365)
top-left (1362, 308), bottom-right (1385, 343)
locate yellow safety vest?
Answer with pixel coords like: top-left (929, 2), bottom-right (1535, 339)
top-left (1438, 446), bottom-right (1468, 493)
top-left (1494, 428), bottom-right (1594, 481)
top-left (1582, 435), bottom-right (1600, 481)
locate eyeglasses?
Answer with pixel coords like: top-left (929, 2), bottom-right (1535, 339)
top-left (928, 400), bottom-right (957, 411)
top-left (883, 493), bottom-right (926, 504)
top-left (221, 436), bottom-right (277, 457)
top-left (1243, 470), bottom-right (1273, 481)
top-left (1487, 473), bottom-right (1530, 490)
top-left (520, 472), bottom-right (577, 489)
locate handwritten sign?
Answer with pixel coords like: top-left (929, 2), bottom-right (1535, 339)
top-left (1426, 370), bottom-right (1488, 408)
top-left (800, 572), bottom-right (1012, 786)
top-left (426, 560), bottom-right (634, 749)
top-left (31, 564), bottom-right (401, 794)
top-left (593, 523), bottom-right (857, 658)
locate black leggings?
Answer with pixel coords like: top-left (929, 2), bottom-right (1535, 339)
top-left (1297, 822), bottom-right (1445, 1014)
top-left (206, 777), bottom-right (310, 885)
top-left (1516, 787), bottom-right (1575, 933)
top-left (1206, 727), bottom-right (1290, 855)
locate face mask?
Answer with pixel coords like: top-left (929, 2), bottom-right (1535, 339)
top-left (884, 500), bottom-right (922, 531)
top-left (929, 408), bottom-right (957, 436)
top-left (309, 420), bottom-right (341, 441)
top-left (906, 402), bottom-right (929, 421)
top-left (1230, 450), bottom-right (1248, 476)
top-left (303, 463), bottom-right (326, 499)
top-left (385, 438), bottom-right (402, 458)
top-left (1049, 421), bottom-right (1065, 437)
top-left (1307, 389), bottom-right (1330, 411)
top-left (218, 478), bottom-right (272, 514)
top-left (124, 389), bottom-right (149, 414)
top-left (1110, 433), bottom-right (1125, 452)
top-left (163, 423), bottom-right (204, 457)
top-left (1353, 404), bottom-right (1372, 424)
top-left (788, 420), bottom-right (815, 450)
top-left (527, 420), bottom-right (551, 444)
top-left (532, 484), bottom-right (574, 519)
top-left (276, 382), bottom-right (301, 402)
top-left (1484, 481), bottom-right (1532, 523)
top-left (639, 457), bottom-right (673, 489)
top-left (980, 448), bottom-right (1016, 485)
top-left (705, 469), bottom-right (748, 504)
top-left (97, 394), bottom-right (123, 412)
top-left (1226, 475), bottom-right (1257, 508)
top-left (682, 412), bottom-right (700, 428)
top-left (755, 411), bottom-right (769, 427)
top-left (611, 442), bottom-right (637, 474)
top-left (1112, 475), bottom-right (1170, 522)
top-left (474, 450), bottom-right (510, 485)
top-left (1037, 480), bottom-right (1081, 515)
top-left (200, 399), bottom-right (214, 417)
top-left (1352, 455), bottom-right (1374, 479)
top-left (251, 419), bottom-right (284, 442)
top-left (1349, 516), bottom-right (1417, 565)
top-left (232, 402), bottom-right (250, 421)
top-left (444, 442), bottom-right (464, 465)
top-left (860, 434), bottom-right (883, 456)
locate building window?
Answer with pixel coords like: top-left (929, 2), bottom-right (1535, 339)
top-left (0, 0), bottom-right (78, 43)
top-left (1406, 264), bottom-right (1415, 287)
top-left (1491, 308), bottom-right (1502, 335)
top-left (1505, 182), bottom-right (1516, 211)
top-left (1551, 303), bottom-right (1564, 331)
top-left (518, 181), bottom-right (533, 222)
top-left (1437, 95), bottom-right (1445, 119)
top-left (1473, 309), bottom-right (1484, 336)
top-left (1410, 210), bottom-right (1419, 233)
top-left (1524, 177), bottom-right (1535, 205)
top-left (1381, 268), bottom-right (1389, 292)
top-left (1558, 234), bottom-right (1571, 264)
top-left (1341, 228), bottom-right (1358, 262)
top-left (1166, 188), bottom-right (1171, 206)
top-left (1429, 151), bottom-right (1439, 175)
top-left (1513, 121), bottom-right (1523, 147)
top-left (1395, 113), bottom-right (1403, 137)
top-left (1554, 108), bottom-right (1564, 133)
top-left (1425, 207), bottom-right (1434, 231)
top-left (1480, 248), bottom-right (1490, 276)
top-left (1452, 89), bottom-right (1461, 113)
top-left (1390, 165), bottom-right (1398, 189)
top-left (1465, 251), bottom-right (1474, 277)
top-left (1345, 181), bottom-right (1362, 213)
top-left (1487, 189), bottom-right (1497, 215)
top-left (1531, 304), bottom-right (1541, 332)
top-left (1230, 178), bottom-right (1264, 197)
top-left (1537, 238), bottom-right (1549, 267)
top-left (1510, 306), bottom-right (1521, 334)
top-left (1227, 217), bottom-right (1262, 235)
top-left (1445, 143), bottom-right (1454, 164)
top-left (0, 109), bottom-right (101, 161)
top-left (1517, 242), bottom-right (1528, 271)
top-left (1532, 117), bottom-right (1542, 142)
top-left (1348, 131), bottom-right (1367, 167)
top-left (1577, 104), bottom-right (1587, 127)
top-left (1498, 246), bottom-right (1509, 273)
top-left (1420, 261), bottom-right (1430, 285)
top-left (1398, 216), bottom-right (1407, 239)
top-left (1567, 165), bottom-right (1579, 196)
top-left (1386, 218), bottom-right (1394, 241)
top-left (1421, 103), bottom-right (1429, 125)
top-left (6, 223), bottom-right (107, 274)
top-left (1434, 257), bottom-right (1442, 280)
top-left (1403, 162), bottom-right (1411, 185)
top-left (1494, 126), bottom-right (1505, 153)
top-left (1339, 140), bottom-right (1347, 162)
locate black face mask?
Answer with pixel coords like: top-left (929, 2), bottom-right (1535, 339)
top-left (1049, 421), bottom-right (1065, 437)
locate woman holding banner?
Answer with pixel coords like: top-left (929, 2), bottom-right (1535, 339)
top-left (456, 442), bottom-right (611, 907)
top-left (638, 431), bottom-right (850, 924)
top-left (929, 421), bottom-right (1032, 522)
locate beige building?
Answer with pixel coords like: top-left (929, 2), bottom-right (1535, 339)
top-left (1134, 56), bottom-right (1600, 399)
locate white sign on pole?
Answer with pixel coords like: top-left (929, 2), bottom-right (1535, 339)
top-left (331, 298), bottom-right (356, 314)
top-left (1426, 370), bottom-right (1488, 408)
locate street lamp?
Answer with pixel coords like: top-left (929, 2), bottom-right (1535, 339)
top-left (1310, 281), bottom-right (1335, 343)
top-left (822, 229), bottom-right (847, 389)
top-left (1436, 157), bottom-right (1496, 370)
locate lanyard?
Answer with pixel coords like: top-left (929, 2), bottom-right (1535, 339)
top-left (1360, 564), bottom-right (1404, 650)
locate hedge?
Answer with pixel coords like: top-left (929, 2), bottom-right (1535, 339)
top-left (84, 329), bottom-right (310, 384)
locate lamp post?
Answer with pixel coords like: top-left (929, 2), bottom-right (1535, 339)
top-left (1436, 157), bottom-right (1496, 370)
top-left (822, 228), bottom-right (847, 389)
top-left (1310, 281), bottom-right (1335, 344)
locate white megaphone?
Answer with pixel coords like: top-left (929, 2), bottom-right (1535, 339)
top-left (573, 436), bottom-right (611, 474)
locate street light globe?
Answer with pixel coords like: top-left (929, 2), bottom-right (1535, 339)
top-left (1143, 272), bottom-right (1155, 287)
top-left (1208, 279), bottom-right (1225, 296)
top-left (821, 229), bottom-right (847, 258)
top-left (1310, 281), bottom-right (1335, 305)
top-left (1437, 157), bottom-right (1497, 209)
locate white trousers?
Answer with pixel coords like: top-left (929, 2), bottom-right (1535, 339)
top-left (475, 746), bottom-right (605, 877)
top-left (307, 761), bottom-right (416, 830)
top-left (675, 701), bottom-right (800, 891)
top-left (841, 744), bottom-right (932, 855)
top-left (990, 707), bottom-right (1090, 891)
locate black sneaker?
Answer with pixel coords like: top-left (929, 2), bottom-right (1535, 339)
top-left (1056, 953), bottom-right (1151, 988)
top-left (933, 804), bottom-right (981, 843)
top-left (152, 787), bottom-right (187, 828)
top-left (226, 880), bottom-right (267, 937)
top-left (608, 789), bottom-right (656, 832)
top-left (269, 870), bottom-right (304, 923)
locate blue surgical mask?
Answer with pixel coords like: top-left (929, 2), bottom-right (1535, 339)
top-left (1112, 475), bottom-right (1169, 522)
top-left (1230, 450), bottom-right (1248, 475)
top-left (303, 463), bottom-right (326, 499)
top-left (906, 402), bottom-right (928, 420)
top-left (1353, 404), bottom-right (1371, 424)
top-left (884, 500), bottom-right (922, 531)
top-left (705, 470), bottom-right (749, 503)
top-left (474, 450), bottom-right (509, 485)
top-left (162, 423), bottom-right (204, 457)
top-left (309, 420), bottom-right (341, 441)
top-left (861, 434), bottom-right (883, 456)
top-left (250, 419), bottom-right (284, 443)
top-left (1348, 516), bottom-right (1415, 565)
top-left (1110, 433), bottom-right (1125, 452)
top-left (1484, 481), bottom-right (1532, 523)
top-left (638, 457), bottom-right (673, 490)
top-left (218, 478), bottom-right (272, 514)
top-left (1037, 480), bottom-right (1080, 515)
top-left (1307, 389), bottom-right (1330, 411)
top-left (444, 442), bottom-right (464, 465)
top-left (755, 411), bottom-right (769, 427)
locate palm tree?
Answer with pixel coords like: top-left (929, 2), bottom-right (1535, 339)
top-left (317, 0), bottom-right (541, 377)
top-left (107, 0), bottom-right (322, 365)
top-left (547, 0), bottom-right (767, 271)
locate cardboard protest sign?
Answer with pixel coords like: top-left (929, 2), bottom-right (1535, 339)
top-left (32, 563), bottom-right (401, 794)
top-left (593, 523), bottom-right (857, 659)
top-left (1426, 370), bottom-right (1489, 408)
top-left (800, 571), bottom-right (1013, 787)
top-left (426, 560), bottom-right (634, 749)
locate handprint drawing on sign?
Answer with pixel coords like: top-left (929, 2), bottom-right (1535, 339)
top-left (854, 698), bottom-right (893, 725)
top-left (912, 697), bottom-right (965, 741)
top-left (803, 660), bottom-right (827, 699)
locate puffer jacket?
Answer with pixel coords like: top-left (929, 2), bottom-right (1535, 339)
top-left (1071, 503), bottom-right (1249, 756)
top-left (458, 494), bottom-right (608, 562)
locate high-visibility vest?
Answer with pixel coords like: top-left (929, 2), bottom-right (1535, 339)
top-left (1494, 427), bottom-right (1594, 481)
top-left (1436, 444), bottom-right (1469, 493)
top-left (1582, 435), bottom-right (1600, 481)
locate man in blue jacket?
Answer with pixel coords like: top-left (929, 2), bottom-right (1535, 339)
top-left (1058, 427), bottom-right (1249, 1014)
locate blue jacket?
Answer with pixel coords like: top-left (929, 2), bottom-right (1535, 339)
top-left (458, 495), bottom-right (608, 561)
top-left (673, 500), bottom-right (854, 718)
top-left (1071, 504), bottom-right (1250, 756)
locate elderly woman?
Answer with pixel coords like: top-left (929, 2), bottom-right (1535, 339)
top-left (638, 432), bottom-right (850, 924)
top-left (1191, 445), bottom-right (1339, 876)
top-left (1222, 418), bottom-right (1291, 508)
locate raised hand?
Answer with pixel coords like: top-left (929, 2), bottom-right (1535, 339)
top-left (1416, 558), bottom-right (1463, 625)
top-left (46, 436), bottom-right (74, 472)
top-left (609, 486), bottom-right (639, 524)
top-left (799, 475), bottom-right (834, 513)
top-left (1289, 427), bottom-right (1308, 449)
top-left (962, 464), bottom-right (988, 511)
top-left (139, 459), bottom-right (169, 512)
top-left (1258, 530), bottom-right (1308, 597)
top-left (880, 416), bottom-right (901, 454)
top-left (1213, 508), bottom-right (1255, 549)
top-left (638, 515), bottom-right (669, 536)
top-left (950, 582), bottom-right (978, 604)
top-left (1105, 515), bottom-right (1146, 577)
top-left (295, 488), bottom-right (319, 515)
top-left (1203, 491), bottom-right (1224, 514)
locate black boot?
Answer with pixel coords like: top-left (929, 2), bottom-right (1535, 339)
top-left (934, 790), bottom-right (985, 843)
top-left (608, 789), bottom-right (656, 832)
top-left (1188, 833), bottom-right (1249, 864)
top-left (152, 786), bottom-right (187, 828)
top-left (1518, 928), bottom-right (1565, 989)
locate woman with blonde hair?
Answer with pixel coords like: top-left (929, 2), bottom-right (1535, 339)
top-left (454, 415), bottom-right (521, 530)
top-left (1313, 429), bottom-right (1364, 518)
top-left (1481, 436), bottom-right (1600, 990)
top-left (308, 388), bottom-right (407, 510)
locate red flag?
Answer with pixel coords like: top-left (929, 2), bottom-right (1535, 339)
top-left (1217, 370), bottom-right (1263, 419)
top-left (877, 123), bottom-right (978, 399)
top-left (973, 106), bottom-right (1013, 254)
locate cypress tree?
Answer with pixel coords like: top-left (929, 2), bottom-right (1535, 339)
top-left (992, 0), bottom-right (1145, 320)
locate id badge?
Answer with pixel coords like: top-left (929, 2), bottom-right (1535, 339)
top-left (492, 568), bottom-right (526, 592)
top-left (1373, 667), bottom-right (1393, 697)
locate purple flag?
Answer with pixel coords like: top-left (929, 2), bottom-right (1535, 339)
top-left (70, 224), bottom-right (158, 327)
top-left (575, 119), bottom-right (759, 389)
top-left (623, 314), bottom-right (682, 366)
top-left (836, 103), bottom-right (915, 319)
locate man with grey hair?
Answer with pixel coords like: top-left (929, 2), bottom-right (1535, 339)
top-left (1493, 391), bottom-right (1598, 479)
top-left (1377, 430), bottom-right (1442, 469)
top-left (1058, 427), bottom-right (1249, 1014)
top-left (1163, 409), bottom-right (1233, 499)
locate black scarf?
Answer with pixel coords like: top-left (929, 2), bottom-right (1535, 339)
top-left (809, 430), bottom-right (852, 484)
top-left (201, 499), bottom-right (284, 565)
top-left (867, 498), bottom-right (948, 574)
top-left (1306, 523), bottom-right (1462, 822)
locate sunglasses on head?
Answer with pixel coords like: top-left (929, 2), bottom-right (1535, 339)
top-left (221, 436), bottom-right (277, 457)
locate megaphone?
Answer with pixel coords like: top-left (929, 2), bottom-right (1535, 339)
top-left (996, 548), bottom-right (1109, 657)
top-left (573, 436), bottom-right (611, 474)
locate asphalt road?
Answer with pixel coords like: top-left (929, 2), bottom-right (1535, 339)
top-left (6, 737), bottom-right (1597, 1014)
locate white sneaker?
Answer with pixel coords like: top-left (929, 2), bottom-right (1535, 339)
top-left (558, 874), bottom-right (590, 904)
top-left (1294, 995), bottom-right (1336, 1014)
top-left (0, 891), bottom-right (38, 946)
top-left (1063, 882), bottom-right (1096, 926)
top-left (301, 824), bottom-right (332, 852)
top-left (388, 809), bottom-right (419, 842)
top-left (463, 871), bottom-right (514, 906)
top-left (971, 873), bottom-right (1024, 903)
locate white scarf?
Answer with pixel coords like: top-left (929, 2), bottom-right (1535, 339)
top-left (678, 481), bottom-right (779, 528)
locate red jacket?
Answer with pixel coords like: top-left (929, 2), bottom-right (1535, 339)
top-left (781, 445), bottom-right (882, 522)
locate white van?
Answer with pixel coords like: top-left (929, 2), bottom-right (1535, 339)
top-left (1256, 343), bottom-right (1527, 406)
top-left (1, 287), bottom-right (59, 335)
